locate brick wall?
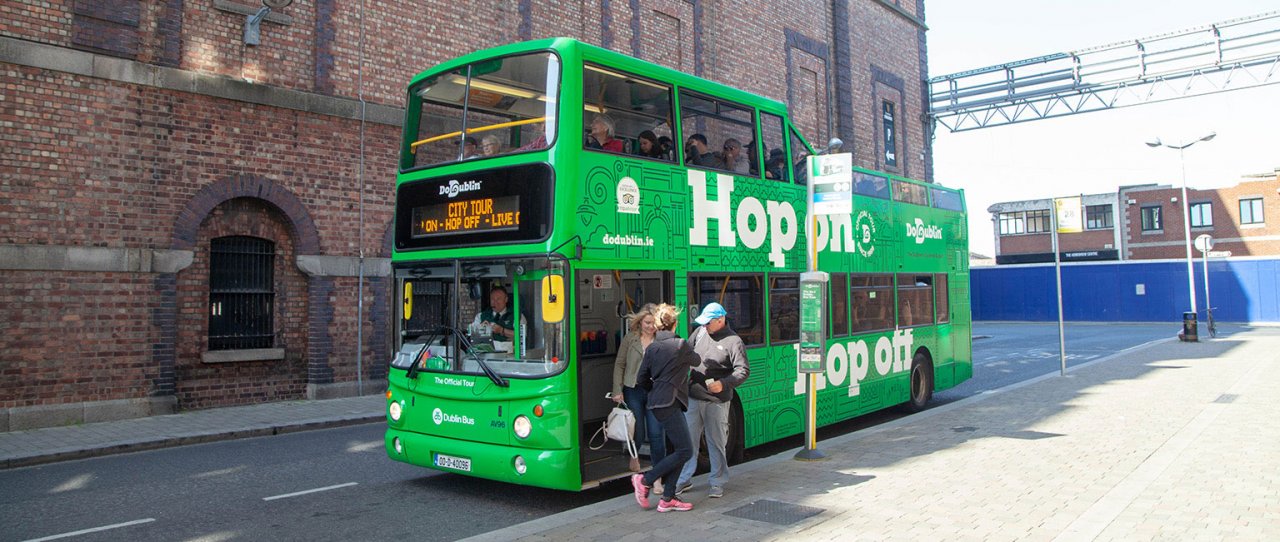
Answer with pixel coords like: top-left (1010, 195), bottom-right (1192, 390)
top-left (1, 0), bottom-right (929, 419)
top-left (998, 229), bottom-right (1117, 255)
top-left (0, 271), bottom-right (159, 408)
top-left (1123, 178), bottom-right (1280, 260)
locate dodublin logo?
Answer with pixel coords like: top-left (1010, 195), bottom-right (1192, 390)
top-left (439, 180), bottom-right (482, 198)
top-left (855, 210), bottom-right (876, 257)
top-left (906, 218), bottom-right (942, 244)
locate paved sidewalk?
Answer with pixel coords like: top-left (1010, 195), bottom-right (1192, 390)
top-left (466, 328), bottom-right (1280, 542)
top-left (0, 394), bottom-right (385, 469)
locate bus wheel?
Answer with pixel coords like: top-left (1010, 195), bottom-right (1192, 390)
top-left (727, 401), bottom-right (745, 464)
top-left (902, 353), bottom-right (933, 413)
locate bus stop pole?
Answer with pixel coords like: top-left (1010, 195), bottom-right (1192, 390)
top-left (795, 163), bottom-right (826, 461)
top-left (1052, 204), bottom-right (1066, 376)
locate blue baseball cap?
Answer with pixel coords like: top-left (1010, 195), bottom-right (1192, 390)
top-left (694, 302), bottom-right (728, 325)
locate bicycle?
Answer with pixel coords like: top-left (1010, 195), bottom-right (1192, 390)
top-left (1205, 307), bottom-right (1218, 338)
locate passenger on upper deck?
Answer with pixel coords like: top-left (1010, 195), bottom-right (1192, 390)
top-left (586, 114), bottom-right (624, 153)
top-left (481, 135), bottom-right (505, 156)
top-left (765, 148), bottom-right (785, 180)
top-left (459, 136), bottom-right (480, 159)
top-left (720, 138), bottom-right (749, 175)
top-left (684, 134), bottom-right (718, 168)
top-left (744, 140), bottom-right (761, 177)
top-left (637, 130), bottom-right (665, 160)
top-left (657, 136), bottom-right (675, 160)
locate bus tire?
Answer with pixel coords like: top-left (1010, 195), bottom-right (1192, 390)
top-left (902, 352), bottom-right (933, 413)
top-left (727, 400), bottom-right (745, 465)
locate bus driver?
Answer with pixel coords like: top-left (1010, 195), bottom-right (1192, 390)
top-left (471, 286), bottom-right (526, 351)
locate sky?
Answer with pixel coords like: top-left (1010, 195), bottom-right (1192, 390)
top-left (926, 1), bottom-right (1280, 257)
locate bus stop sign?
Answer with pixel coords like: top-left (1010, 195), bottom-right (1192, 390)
top-left (808, 154), bottom-right (853, 215)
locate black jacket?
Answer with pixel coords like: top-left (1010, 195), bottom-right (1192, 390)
top-left (635, 330), bottom-right (699, 412)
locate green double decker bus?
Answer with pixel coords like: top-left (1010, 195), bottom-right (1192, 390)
top-left (385, 38), bottom-right (971, 490)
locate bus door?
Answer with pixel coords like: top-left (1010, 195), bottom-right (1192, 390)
top-left (576, 269), bottom-right (670, 485)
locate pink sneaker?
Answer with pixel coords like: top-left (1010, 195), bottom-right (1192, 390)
top-left (657, 497), bottom-right (693, 512)
top-left (631, 473), bottom-right (650, 509)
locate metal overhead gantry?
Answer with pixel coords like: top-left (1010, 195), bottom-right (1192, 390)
top-left (929, 11), bottom-right (1280, 132)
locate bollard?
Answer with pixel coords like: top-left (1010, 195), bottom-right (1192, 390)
top-left (1182, 311), bottom-right (1198, 342)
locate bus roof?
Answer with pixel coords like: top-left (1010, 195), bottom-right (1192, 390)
top-left (408, 38), bottom-right (790, 116)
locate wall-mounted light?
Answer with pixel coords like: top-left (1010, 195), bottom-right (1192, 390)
top-left (244, 0), bottom-right (293, 46)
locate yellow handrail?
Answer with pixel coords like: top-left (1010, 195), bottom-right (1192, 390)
top-left (409, 116), bottom-right (547, 152)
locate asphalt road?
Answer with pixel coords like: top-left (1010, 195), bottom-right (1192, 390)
top-left (0, 322), bottom-right (1208, 542)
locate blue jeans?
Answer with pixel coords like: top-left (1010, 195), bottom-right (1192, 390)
top-left (622, 386), bottom-right (666, 466)
top-left (643, 406), bottom-right (692, 501)
top-left (678, 398), bottom-right (731, 489)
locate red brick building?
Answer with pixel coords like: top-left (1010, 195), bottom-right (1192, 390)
top-left (988, 172), bottom-right (1280, 264)
top-left (0, 1), bottom-right (934, 430)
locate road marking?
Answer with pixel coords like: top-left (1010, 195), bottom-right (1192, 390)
top-left (21, 518), bottom-right (155, 542)
top-left (262, 482), bottom-right (358, 501)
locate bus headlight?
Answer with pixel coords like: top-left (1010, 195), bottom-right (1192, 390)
top-left (513, 415), bottom-right (532, 439)
top-left (388, 401), bottom-right (402, 421)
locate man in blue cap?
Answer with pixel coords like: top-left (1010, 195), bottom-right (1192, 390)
top-left (675, 302), bottom-right (750, 499)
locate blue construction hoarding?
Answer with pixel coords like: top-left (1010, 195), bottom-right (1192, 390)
top-left (971, 258), bottom-right (1279, 323)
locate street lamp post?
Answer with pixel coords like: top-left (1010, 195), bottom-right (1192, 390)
top-left (1146, 132), bottom-right (1215, 339)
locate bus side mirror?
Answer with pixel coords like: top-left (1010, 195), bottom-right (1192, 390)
top-left (403, 282), bottom-right (413, 320)
top-left (541, 275), bottom-right (566, 324)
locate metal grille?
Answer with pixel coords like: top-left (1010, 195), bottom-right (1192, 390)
top-left (404, 279), bottom-right (450, 337)
top-left (724, 499), bottom-right (824, 526)
top-left (209, 236), bottom-right (275, 350)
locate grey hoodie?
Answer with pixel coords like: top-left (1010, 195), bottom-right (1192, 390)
top-left (687, 325), bottom-right (750, 403)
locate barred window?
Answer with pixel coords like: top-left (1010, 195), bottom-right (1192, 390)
top-left (209, 236), bottom-right (275, 350)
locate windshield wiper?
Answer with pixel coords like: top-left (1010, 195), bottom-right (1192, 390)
top-left (441, 326), bottom-right (509, 388)
top-left (404, 329), bottom-right (445, 381)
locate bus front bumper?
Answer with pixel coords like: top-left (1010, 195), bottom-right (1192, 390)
top-left (385, 428), bottom-right (578, 490)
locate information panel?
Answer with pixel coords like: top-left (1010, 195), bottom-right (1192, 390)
top-left (411, 196), bottom-right (521, 238)
top-left (798, 271), bottom-right (828, 373)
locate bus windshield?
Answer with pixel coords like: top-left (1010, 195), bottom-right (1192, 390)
top-left (391, 257), bottom-right (567, 379)
top-left (408, 52), bottom-right (560, 169)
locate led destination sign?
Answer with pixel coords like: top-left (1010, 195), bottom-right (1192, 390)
top-left (411, 196), bottom-right (521, 238)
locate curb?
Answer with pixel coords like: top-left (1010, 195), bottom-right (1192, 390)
top-left (1, 414), bottom-right (384, 470)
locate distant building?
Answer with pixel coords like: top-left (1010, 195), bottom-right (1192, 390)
top-left (989, 171), bottom-right (1279, 264)
top-left (969, 252), bottom-right (996, 267)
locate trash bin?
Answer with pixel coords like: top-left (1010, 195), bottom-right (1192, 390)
top-left (1182, 311), bottom-right (1198, 342)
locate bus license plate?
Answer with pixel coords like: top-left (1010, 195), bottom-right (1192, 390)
top-left (434, 453), bottom-right (471, 472)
